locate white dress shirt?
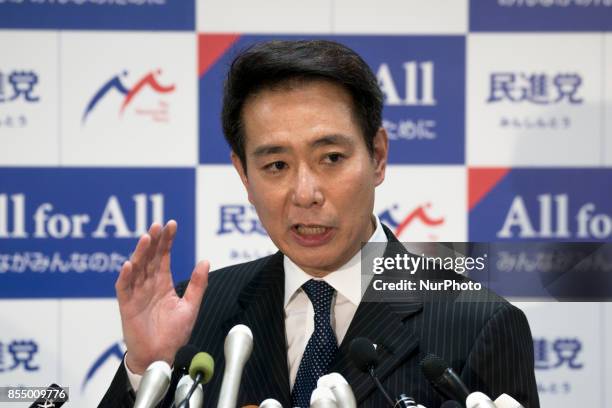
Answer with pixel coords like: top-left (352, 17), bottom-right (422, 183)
top-left (284, 215), bottom-right (387, 389)
top-left (126, 215), bottom-right (388, 392)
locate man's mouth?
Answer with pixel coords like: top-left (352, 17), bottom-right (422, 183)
top-left (290, 224), bottom-right (335, 246)
top-left (294, 224), bottom-right (329, 235)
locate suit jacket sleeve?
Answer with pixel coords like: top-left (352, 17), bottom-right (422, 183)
top-left (98, 355), bottom-right (136, 408)
top-left (460, 303), bottom-right (540, 408)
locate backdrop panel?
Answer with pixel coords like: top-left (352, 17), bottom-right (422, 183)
top-left (1, 1), bottom-right (611, 406)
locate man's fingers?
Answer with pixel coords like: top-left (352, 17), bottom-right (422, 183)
top-left (157, 220), bottom-right (177, 273)
top-left (146, 222), bottom-right (163, 258)
top-left (183, 260), bottom-right (210, 306)
top-left (115, 260), bottom-right (134, 302)
top-left (130, 234), bottom-right (151, 286)
top-left (142, 223), bottom-right (163, 280)
top-left (163, 220), bottom-right (178, 253)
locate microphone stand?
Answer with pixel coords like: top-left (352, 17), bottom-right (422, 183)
top-left (369, 366), bottom-right (396, 407)
top-left (176, 372), bottom-right (203, 408)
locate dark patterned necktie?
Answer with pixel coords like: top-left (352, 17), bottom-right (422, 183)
top-left (290, 279), bottom-right (339, 407)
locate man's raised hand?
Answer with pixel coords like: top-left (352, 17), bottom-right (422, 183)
top-left (115, 220), bottom-right (209, 374)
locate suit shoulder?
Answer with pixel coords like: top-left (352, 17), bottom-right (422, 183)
top-left (175, 254), bottom-right (277, 297)
top-left (418, 289), bottom-right (532, 376)
top-left (422, 282), bottom-right (525, 342)
top-left (179, 254), bottom-right (280, 348)
top-left (208, 254), bottom-right (275, 285)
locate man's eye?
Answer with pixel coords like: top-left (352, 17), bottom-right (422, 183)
top-left (265, 161), bottom-right (287, 172)
top-left (325, 153), bottom-right (344, 163)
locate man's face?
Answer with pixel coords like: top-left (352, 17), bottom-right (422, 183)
top-left (232, 80), bottom-right (388, 277)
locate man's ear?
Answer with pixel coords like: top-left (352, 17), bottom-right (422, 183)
top-left (372, 127), bottom-right (389, 186)
top-left (230, 152), bottom-right (253, 204)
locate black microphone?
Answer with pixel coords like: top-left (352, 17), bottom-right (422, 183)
top-left (440, 401), bottom-right (463, 408)
top-left (420, 354), bottom-right (469, 407)
top-left (175, 344), bottom-right (199, 375)
top-left (28, 384), bottom-right (67, 408)
top-left (348, 337), bottom-right (395, 407)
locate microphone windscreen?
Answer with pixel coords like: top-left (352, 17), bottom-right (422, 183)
top-left (420, 354), bottom-right (448, 382)
top-left (348, 337), bottom-right (378, 372)
top-left (175, 344), bottom-right (199, 371)
top-left (189, 351), bottom-right (215, 384)
top-left (495, 393), bottom-right (525, 408)
top-left (317, 373), bottom-right (356, 408)
top-left (134, 361), bottom-right (171, 408)
top-left (466, 392), bottom-right (496, 408)
top-left (317, 372), bottom-right (348, 388)
top-left (259, 399), bottom-right (283, 408)
top-left (310, 386), bottom-right (337, 405)
top-left (440, 401), bottom-right (463, 408)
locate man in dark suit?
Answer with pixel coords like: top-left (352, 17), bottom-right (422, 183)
top-left (101, 40), bottom-right (539, 407)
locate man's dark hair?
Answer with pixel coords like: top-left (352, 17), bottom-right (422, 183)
top-left (221, 39), bottom-right (383, 172)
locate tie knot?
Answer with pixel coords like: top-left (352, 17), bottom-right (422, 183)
top-left (302, 279), bottom-right (335, 314)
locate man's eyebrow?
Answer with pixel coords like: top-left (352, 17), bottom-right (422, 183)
top-left (250, 134), bottom-right (354, 158)
top-left (251, 144), bottom-right (289, 158)
top-left (310, 134), bottom-right (355, 148)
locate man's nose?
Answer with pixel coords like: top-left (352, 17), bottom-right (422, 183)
top-left (291, 165), bottom-right (324, 208)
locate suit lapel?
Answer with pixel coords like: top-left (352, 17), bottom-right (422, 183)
top-left (331, 225), bottom-right (424, 404)
top-left (331, 298), bottom-right (422, 403)
top-left (222, 252), bottom-right (291, 407)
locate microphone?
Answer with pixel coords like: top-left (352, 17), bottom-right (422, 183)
top-left (348, 337), bottom-right (395, 407)
top-left (440, 401), bottom-right (463, 408)
top-left (259, 398), bottom-right (283, 408)
top-left (317, 373), bottom-right (356, 408)
top-left (310, 386), bottom-right (339, 408)
top-left (134, 360), bottom-right (172, 408)
top-left (466, 392), bottom-right (496, 408)
top-left (177, 352), bottom-right (214, 408)
top-left (28, 384), bottom-right (67, 408)
top-left (494, 394), bottom-right (525, 408)
top-left (420, 354), bottom-right (469, 405)
top-left (217, 324), bottom-right (254, 408)
top-left (317, 373), bottom-right (357, 408)
top-left (395, 394), bottom-right (418, 407)
top-left (174, 375), bottom-right (203, 408)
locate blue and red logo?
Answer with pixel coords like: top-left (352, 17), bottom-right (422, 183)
top-left (82, 69), bottom-right (175, 124)
top-left (378, 203), bottom-right (445, 240)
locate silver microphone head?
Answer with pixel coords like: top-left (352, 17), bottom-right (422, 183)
top-left (494, 393), bottom-right (525, 408)
top-left (134, 360), bottom-right (171, 408)
top-left (259, 398), bottom-right (283, 408)
top-left (310, 386), bottom-right (339, 408)
top-left (174, 375), bottom-right (203, 408)
top-left (217, 324), bottom-right (254, 408)
top-left (466, 392), bottom-right (497, 408)
top-left (317, 373), bottom-right (356, 408)
top-left (224, 324), bottom-right (253, 365)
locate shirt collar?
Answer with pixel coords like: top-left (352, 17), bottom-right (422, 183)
top-left (283, 214), bottom-right (388, 308)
